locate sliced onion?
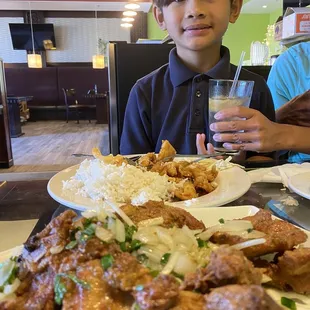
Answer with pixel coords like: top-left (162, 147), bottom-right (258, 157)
top-left (108, 217), bottom-right (116, 236)
top-left (173, 253), bottom-right (197, 275)
top-left (138, 246), bottom-right (165, 264)
top-left (134, 228), bottom-right (159, 245)
top-left (50, 245), bottom-right (64, 255)
top-left (198, 220), bottom-right (253, 241)
top-left (0, 292), bottom-right (16, 302)
top-left (156, 227), bottom-right (174, 250)
top-left (104, 200), bottom-right (135, 227)
top-left (115, 218), bottom-right (126, 242)
top-left (230, 238), bottom-right (266, 250)
top-left (161, 252), bottom-right (180, 275)
top-left (261, 274), bottom-right (272, 284)
top-left (3, 278), bottom-right (20, 295)
top-left (95, 226), bottom-right (114, 242)
top-left (96, 208), bottom-right (108, 222)
top-left (191, 229), bottom-right (203, 236)
top-left (0, 260), bottom-right (15, 287)
top-left (182, 225), bottom-right (198, 246)
top-left (227, 230), bottom-right (266, 239)
top-left (138, 217), bottom-right (164, 228)
top-left (81, 210), bottom-right (97, 219)
top-left (173, 230), bottom-right (193, 248)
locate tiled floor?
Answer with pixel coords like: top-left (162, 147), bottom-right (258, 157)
top-left (0, 120), bottom-right (109, 173)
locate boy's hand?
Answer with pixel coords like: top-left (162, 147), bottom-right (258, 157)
top-left (210, 107), bottom-right (279, 152)
top-left (196, 133), bottom-right (215, 155)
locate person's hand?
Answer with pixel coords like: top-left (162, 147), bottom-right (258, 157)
top-left (210, 106), bottom-right (279, 152)
top-left (196, 133), bottom-right (215, 155)
top-left (276, 90), bottom-right (310, 127)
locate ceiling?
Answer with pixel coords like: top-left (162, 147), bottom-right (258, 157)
top-left (0, 1), bottom-right (152, 13)
top-left (242, 0), bottom-right (282, 14)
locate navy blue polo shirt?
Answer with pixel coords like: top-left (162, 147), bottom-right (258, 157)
top-left (120, 46), bottom-right (275, 155)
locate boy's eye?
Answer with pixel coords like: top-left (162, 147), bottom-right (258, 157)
top-left (174, 0), bottom-right (185, 3)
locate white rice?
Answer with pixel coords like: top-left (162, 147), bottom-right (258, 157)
top-left (62, 159), bottom-right (175, 205)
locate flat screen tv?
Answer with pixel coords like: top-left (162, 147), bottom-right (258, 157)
top-left (9, 23), bottom-right (56, 51)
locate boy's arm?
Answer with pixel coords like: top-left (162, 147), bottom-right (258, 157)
top-left (120, 84), bottom-right (154, 155)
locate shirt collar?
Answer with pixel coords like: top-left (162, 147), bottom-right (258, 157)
top-left (169, 46), bottom-right (231, 87)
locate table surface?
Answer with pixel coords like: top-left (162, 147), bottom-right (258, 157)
top-left (0, 175), bottom-right (309, 252)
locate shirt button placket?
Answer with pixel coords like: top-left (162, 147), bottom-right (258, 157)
top-left (196, 90), bottom-right (201, 98)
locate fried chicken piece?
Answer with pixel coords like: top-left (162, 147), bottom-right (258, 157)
top-left (103, 251), bottom-right (153, 291)
top-left (171, 291), bottom-right (205, 310)
top-left (157, 140), bottom-right (176, 161)
top-left (138, 152), bottom-right (157, 168)
top-left (181, 247), bottom-right (262, 293)
top-left (211, 210), bottom-right (308, 257)
top-left (92, 147), bottom-right (127, 166)
top-left (63, 260), bottom-right (132, 310)
top-left (269, 247), bottom-right (310, 294)
top-left (191, 165), bottom-right (218, 193)
top-left (134, 275), bottom-right (180, 310)
top-left (121, 201), bottom-right (205, 230)
top-left (174, 180), bottom-right (198, 201)
top-left (204, 285), bottom-right (282, 310)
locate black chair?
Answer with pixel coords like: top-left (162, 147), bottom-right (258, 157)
top-left (62, 88), bottom-right (95, 124)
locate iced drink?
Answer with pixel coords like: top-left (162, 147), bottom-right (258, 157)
top-left (208, 80), bottom-right (254, 152)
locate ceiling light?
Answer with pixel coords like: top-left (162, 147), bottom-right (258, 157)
top-left (125, 3), bottom-right (140, 10)
top-left (262, 5), bottom-right (267, 8)
top-left (121, 23), bottom-right (133, 28)
top-left (123, 11), bottom-right (137, 17)
top-left (122, 17), bottom-right (135, 22)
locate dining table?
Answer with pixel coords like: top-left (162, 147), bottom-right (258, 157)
top-left (1, 163), bottom-right (310, 254)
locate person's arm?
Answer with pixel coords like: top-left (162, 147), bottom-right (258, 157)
top-left (208, 106), bottom-right (310, 154)
top-left (120, 84), bottom-right (154, 155)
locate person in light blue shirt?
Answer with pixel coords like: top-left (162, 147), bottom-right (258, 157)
top-left (267, 42), bottom-right (310, 163)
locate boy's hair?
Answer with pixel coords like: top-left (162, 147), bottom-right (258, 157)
top-left (153, 0), bottom-right (234, 10)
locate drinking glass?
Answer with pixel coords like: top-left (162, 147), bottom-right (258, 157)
top-left (208, 79), bottom-right (255, 152)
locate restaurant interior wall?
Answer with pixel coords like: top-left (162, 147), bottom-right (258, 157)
top-left (147, 12), bottom-right (272, 65)
top-left (0, 15), bottom-right (130, 64)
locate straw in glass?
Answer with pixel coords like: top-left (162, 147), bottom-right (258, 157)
top-left (229, 51), bottom-right (246, 98)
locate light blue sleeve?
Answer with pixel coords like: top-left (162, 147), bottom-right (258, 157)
top-left (267, 51), bottom-right (297, 110)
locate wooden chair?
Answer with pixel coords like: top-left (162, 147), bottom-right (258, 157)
top-left (62, 88), bottom-right (95, 124)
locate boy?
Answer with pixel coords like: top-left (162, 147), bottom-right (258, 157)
top-left (120, 0), bottom-right (275, 155)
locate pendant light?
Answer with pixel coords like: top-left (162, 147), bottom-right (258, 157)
top-left (92, 7), bottom-right (105, 69)
top-left (27, 1), bottom-right (42, 68)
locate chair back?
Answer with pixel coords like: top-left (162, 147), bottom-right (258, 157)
top-left (62, 88), bottom-right (76, 107)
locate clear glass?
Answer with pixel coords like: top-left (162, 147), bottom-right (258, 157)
top-left (208, 79), bottom-right (255, 152)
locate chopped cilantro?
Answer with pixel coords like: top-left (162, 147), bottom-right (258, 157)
top-left (65, 240), bottom-right (78, 250)
top-left (161, 253), bottom-right (171, 266)
top-left (281, 297), bottom-right (297, 310)
top-left (219, 218), bottom-right (225, 224)
top-left (247, 228), bottom-right (254, 233)
top-left (54, 273), bottom-right (90, 305)
top-left (101, 254), bottom-right (114, 270)
top-left (172, 271), bottom-right (184, 280)
top-left (125, 224), bottom-right (137, 242)
top-left (130, 240), bottom-right (142, 251)
top-left (119, 242), bottom-right (128, 252)
top-left (197, 238), bottom-right (208, 248)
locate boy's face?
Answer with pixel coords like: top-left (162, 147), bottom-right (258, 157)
top-left (154, 0), bottom-right (242, 53)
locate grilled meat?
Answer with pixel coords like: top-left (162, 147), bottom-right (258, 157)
top-left (211, 210), bottom-right (307, 257)
top-left (181, 247), bottom-right (262, 293)
top-left (121, 201), bottom-right (205, 230)
top-left (63, 260), bottom-right (132, 310)
top-left (103, 251), bottom-right (153, 291)
top-left (134, 275), bottom-right (180, 310)
top-left (269, 247), bottom-right (310, 294)
top-left (171, 291), bottom-right (205, 310)
top-left (204, 285), bottom-right (283, 310)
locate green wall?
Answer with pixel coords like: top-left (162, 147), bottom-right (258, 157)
top-left (147, 13), bottom-right (166, 40)
top-left (147, 12), bottom-right (278, 64)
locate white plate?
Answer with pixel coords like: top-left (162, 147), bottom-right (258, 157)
top-left (289, 172), bottom-right (310, 200)
top-left (1, 206), bottom-right (309, 309)
top-left (47, 162), bottom-right (251, 211)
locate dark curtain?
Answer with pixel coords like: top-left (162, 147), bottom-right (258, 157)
top-left (130, 12), bottom-right (148, 43)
